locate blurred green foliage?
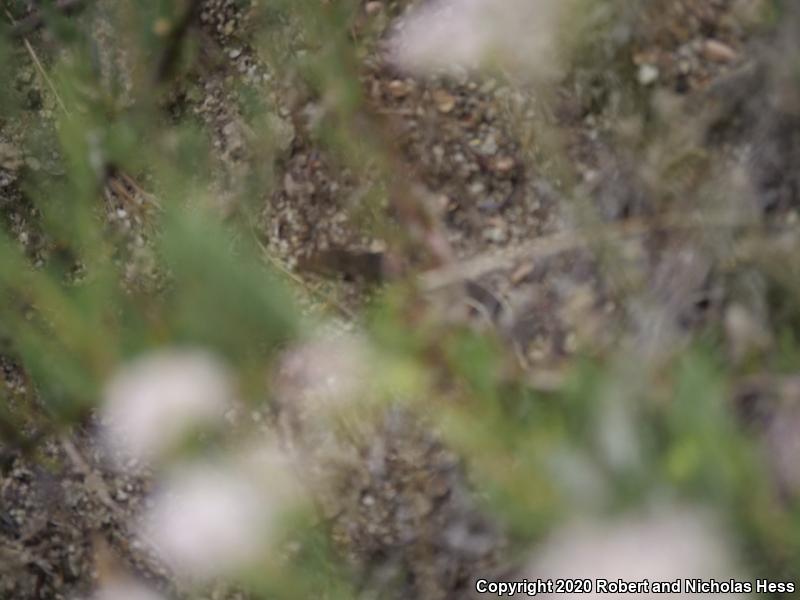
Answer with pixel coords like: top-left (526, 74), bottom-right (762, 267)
top-left (0, 0), bottom-right (799, 597)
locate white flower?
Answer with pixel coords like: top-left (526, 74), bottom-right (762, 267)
top-left (85, 580), bottom-right (166, 600)
top-left (272, 333), bottom-right (376, 464)
top-left (141, 447), bottom-right (298, 581)
top-left (101, 350), bottom-right (233, 464)
top-left (387, 0), bottom-right (568, 78)
top-left (275, 334), bottom-right (368, 413)
top-left (525, 506), bottom-right (747, 599)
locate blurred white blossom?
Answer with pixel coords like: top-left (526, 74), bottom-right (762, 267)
top-left (141, 446), bottom-right (298, 581)
top-left (526, 506), bottom-right (747, 599)
top-left (86, 581), bottom-right (166, 600)
top-left (101, 350), bottom-right (233, 464)
top-left (274, 334), bottom-right (371, 444)
top-left (276, 334), bottom-right (368, 409)
top-left (388, 0), bottom-right (568, 78)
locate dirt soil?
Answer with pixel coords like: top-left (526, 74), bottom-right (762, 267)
top-left (1, 0), bottom-right (797, 598)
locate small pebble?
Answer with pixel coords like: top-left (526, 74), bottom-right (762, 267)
top-left (433, 89), bottom-right (456, 113)
top-left (493, 156), bottom-right (515, 173)
top-left (637, 64), bottom-right (659, 86)
top-left (365, 1), bottom-right (382, 15)
top-left (388, 79), bottom-right (411, 98)
top-left (703, 39), bottom-right (737, 63)
top-left (478, 134), bottom-right (498, 156)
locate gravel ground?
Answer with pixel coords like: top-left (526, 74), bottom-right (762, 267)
top-left (1, 0), bottom-right (798, 598)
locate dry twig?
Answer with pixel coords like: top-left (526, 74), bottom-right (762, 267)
top-left (419, 212), bottom-right (757, 292)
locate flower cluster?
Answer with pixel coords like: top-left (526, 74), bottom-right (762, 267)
top-left (388, 0), bottom-right (568, 79)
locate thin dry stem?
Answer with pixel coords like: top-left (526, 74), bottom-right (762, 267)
top-left (420, 212), bottom-right (759, 292)
top-left (4, 3), bottom-right (71, 116)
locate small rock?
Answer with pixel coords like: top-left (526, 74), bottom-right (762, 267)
top-left (493, 156), bottom-right (515, 173)
top-left (0, 142), bottom-right (22, 171)
top-left (365, 1), bottom-right (382, 15)
top-left (478, 134), bottom-right (498, 156)
top-left (435, 194), bottom-right (451, 213)
top-left (703, 39), bottom-right (737, 63)
top-left (388, 79), bottom-right (410, 98)
top-left (483, 226), bottom-right (507, 244)
top-left (19, 67), bottom-right (34, 84)
top-left (222, 121), bottom-right (237, 137)
top-left (511, 262), bottom-right (535, 285)
top-left (482, 218), bottom-right (508, 243)
top-left (637, 64), bottom-right (659, 86)
top-left (433, 89), bottom-right (456, 113)
top-left (267, 114), bottom-right (295, 152)
top-left (468, 181), bottom-right (486, 196)
top-left (24, 156), bottom-right (41, 171)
